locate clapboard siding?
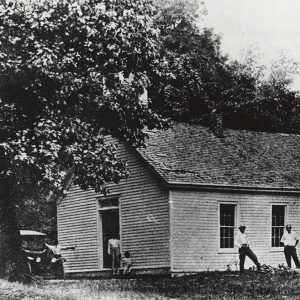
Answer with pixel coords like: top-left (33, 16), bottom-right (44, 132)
top-left (57, 143), bottom-right (170, 273)
top-left (170, 190), bottom-right (300, 272)
top-left (57, 185), bottom-right (99, 271)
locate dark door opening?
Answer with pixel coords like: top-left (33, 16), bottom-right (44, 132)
top-left (101, 209), bottom-right (120, 269)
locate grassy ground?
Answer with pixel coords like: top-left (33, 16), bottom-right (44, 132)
top-left (1, 271), bottom-right (300, 299)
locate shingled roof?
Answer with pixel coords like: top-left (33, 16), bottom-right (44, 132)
top-left (137, 122), bottom-right (300, 189)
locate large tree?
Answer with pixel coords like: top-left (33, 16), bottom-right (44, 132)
top-left (149, 0), bottom-right (258, 134)
top-left (150, 0), bottom-right (300, 135)
top-left (225, 51), bottom-right (300, 133)
top-left (0, 0), bottom-right (165, 281)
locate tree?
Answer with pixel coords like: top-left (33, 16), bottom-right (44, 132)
top-left (226, 51), bottom-right (300, 133)
top-left (150, 0), bottom-right (300, 135)
top-left (149, 0), bottom-right (258, 135)
top-left (0, 0), bottom-right (165, 281)
top-left (15, 170), bottom-right (57, 237)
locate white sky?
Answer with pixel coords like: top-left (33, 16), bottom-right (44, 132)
top-left (203, 0), bottom-right (300, 90)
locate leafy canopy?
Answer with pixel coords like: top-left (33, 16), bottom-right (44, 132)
top-left (150, 0), bottom-right (257, 125)
top-left (150, 0), bottom-right (300, 134)
top-left (0, 0), bottom-right (165, 193)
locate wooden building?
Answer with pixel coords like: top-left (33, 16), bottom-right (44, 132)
top-left (57, 122), bottom-right (300, 276)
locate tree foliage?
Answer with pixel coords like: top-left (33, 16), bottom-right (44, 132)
top-left (226, 51), bottom-right (300, 133)
top-left (0, 0), bottom-right (165, 194)
top-left (149, 0), bottom-right (255, 127)
top-left (150, 0), bottom-right (300, 134)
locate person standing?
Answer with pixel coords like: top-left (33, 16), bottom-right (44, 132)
top-left (108, 236), bottom-right (121, 274)
top-left (45, 239), bottom-right (75, 278)
top-left (235, 225), bottom-right (261, 272)
top-left (280, 224), bottom-right (300, 269)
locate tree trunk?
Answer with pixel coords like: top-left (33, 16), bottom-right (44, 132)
top-left (0, 178), bottom-right (31, 282)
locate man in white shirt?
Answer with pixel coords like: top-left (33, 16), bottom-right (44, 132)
top-left (108, 237), bottom-right (121, 274)
top-left (45, 240), bottom-right (75, 278)
top-left (280, 224), bottom-right (300, 268)
top-left (46, 240), bottom-right (75, 256)
top-left (235, 225), bottom-right (261, 273)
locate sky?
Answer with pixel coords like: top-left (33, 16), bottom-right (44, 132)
top-left (202, 0), bottom-right (300, 90)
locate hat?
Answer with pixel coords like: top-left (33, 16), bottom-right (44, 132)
top-left (239, 225), bottom-right (246, 229)
top-left (286, 224), bottom-right (292, 229)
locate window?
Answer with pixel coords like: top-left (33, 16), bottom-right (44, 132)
top-left (99, 197), bottom-right (119, 209)
top-left (220, 204), bottom-right (236, 248)
top-left (271, 205), bottom-right (286, 247)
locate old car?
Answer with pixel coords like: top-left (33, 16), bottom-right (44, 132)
top-left (20, 230), bottom-right (50, 275)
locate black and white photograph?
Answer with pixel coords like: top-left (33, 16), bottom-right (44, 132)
top-left (1, 0), bottom-right (300, 299)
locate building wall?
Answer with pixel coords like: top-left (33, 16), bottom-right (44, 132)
top-left (170, 189), bottom-right (300, 272)
top-left (57, 143), bottom-right (170, 273)
top-left (57, 187), bottom-right (99, 272)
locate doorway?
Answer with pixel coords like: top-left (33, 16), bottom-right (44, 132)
top-left (99, 199), bottom-right (120, 269)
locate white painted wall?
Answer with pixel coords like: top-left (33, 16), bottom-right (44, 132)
top-left (170, 190), bottom-right (300, 272)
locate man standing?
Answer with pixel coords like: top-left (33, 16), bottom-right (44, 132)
top-left (46, 239), bottom-right (75, 256)
top-left (235, 225), bottom-right (261, 272)
top-left (108, 236), bottom-right (121, 274)
top-left (280, 224), bottom-right (300, 269)
top-left (46, 240), bottom-right (75, 278)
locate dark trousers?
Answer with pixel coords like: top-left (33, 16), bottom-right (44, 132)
top-left (239, 247), bottom-right (260, 272)
top-left (52, 254), bottom-right (64, 279)
top-left (284, 246), bottom-right (300, 268)
top-left (111, 247), bottom-right (120, 273)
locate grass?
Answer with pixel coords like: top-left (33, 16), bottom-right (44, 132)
top-left (0, 278), bottom-right (163, 300)
top-left (2, 270), bottom-right (300, 299)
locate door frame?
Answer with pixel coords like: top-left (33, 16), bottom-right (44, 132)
top-left (96, 194), bottom-right (122, 270)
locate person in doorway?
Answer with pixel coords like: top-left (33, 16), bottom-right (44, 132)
top-left (45, 239), bottom-right (75, 278)
top-left (280, 224), bottom-right (300, 269)
top-left (108, 236), bottom-right (121, 274)
top-left (235, 225), bottom-right (261, 273)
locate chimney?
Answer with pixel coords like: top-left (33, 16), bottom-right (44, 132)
top-left (211, 110), bottom-right (224, 137)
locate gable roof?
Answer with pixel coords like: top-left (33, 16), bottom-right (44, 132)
top-left (137, 122), bottom-right (300, 190)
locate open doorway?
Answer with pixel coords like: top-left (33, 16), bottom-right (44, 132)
top-left (99, 198), bottom-right (120, 269)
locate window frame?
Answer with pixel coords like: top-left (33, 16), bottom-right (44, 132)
top-left (218, 202), bottom-right (238, 253)
top-left (270, 203), bottom-right (288, 250)
top-left (97, 196), bottom-right (120, 211)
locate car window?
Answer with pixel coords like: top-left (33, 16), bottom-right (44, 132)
top-left (22, 236), bottom-right (45, 251)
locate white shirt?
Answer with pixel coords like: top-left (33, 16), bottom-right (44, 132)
top-left (235, 231), bottom-right (250, 248)
top-left (281, 231), bottom-right (298, 246)
top-left (46, 244), bottom-right (63, 255)
top-left (123, 257), bottom-right (132, 266)
top-left (108, 238), bottom-right (120, 254)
